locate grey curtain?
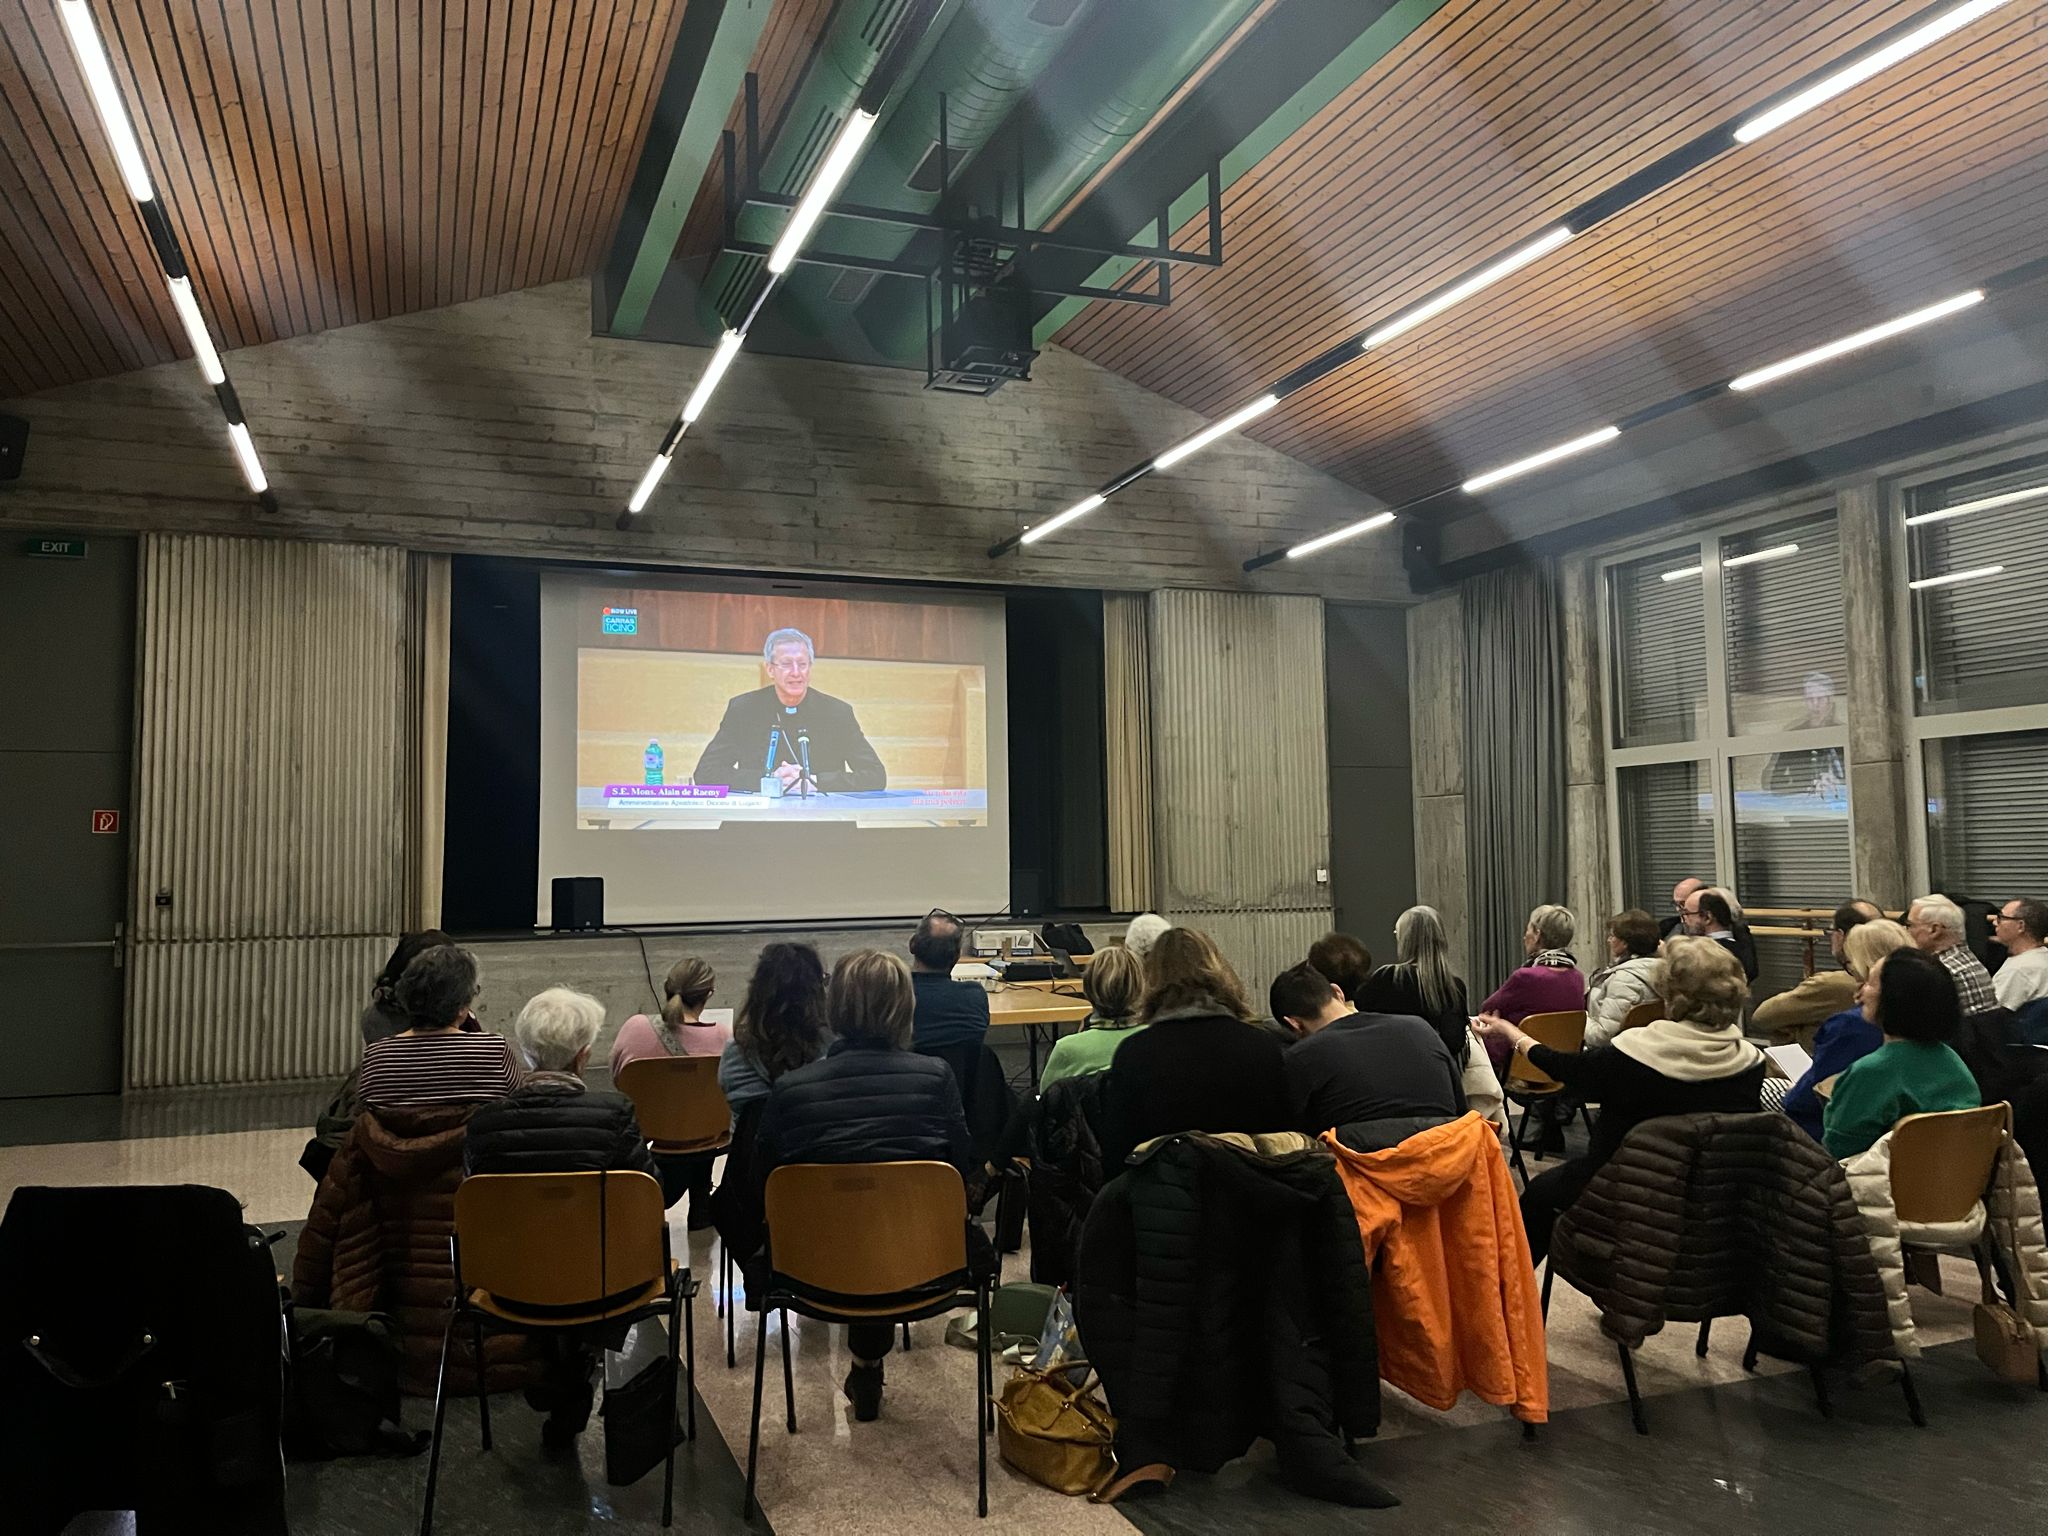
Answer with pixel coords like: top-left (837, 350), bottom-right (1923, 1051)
top-left (1462, 563), bottom-right (1567, 993)
top-left (1103, 592), bottom-right (1155, 913)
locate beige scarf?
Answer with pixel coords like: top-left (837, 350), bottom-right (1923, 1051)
top-left (1611, 1016), bottom-right (1763, 1082)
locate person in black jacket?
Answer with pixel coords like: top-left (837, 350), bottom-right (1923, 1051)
top-left (465, 986), bottom-right (659, 1447)
top-left (690, 627), bottom-right (887, 792)
top-left (754, 948), bottom-right (980, 1421)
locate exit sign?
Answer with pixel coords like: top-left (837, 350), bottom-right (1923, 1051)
top-left (24, 537), bottom-right (87, 560)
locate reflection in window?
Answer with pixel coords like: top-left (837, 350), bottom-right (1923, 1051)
top-left (1909, 459), bottom-right (2048, 716)
top-left (1732, 750), bottom-right (1852, 997)
top-left (1617, 761), bottom-right (1715, 914)
top-left (1610, 549), bottom-right (1706, 748)
top-left (1925, 730), bottom-right (2048, 899)
top-left (1722, 513), bottom-right (1845, 738)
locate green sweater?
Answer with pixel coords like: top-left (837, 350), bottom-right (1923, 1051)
top-left (1038, 1019), bottom-right (1147, 1090)
top-left (1821, 1038), bottom-right (1980, 1160)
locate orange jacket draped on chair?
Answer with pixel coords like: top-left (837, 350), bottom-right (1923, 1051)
top-left (1323, 1113), bottom-right (1548, 1423)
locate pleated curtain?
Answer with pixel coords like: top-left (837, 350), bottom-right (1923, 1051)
top-left (1103, 592), bottom-right (1155, 913)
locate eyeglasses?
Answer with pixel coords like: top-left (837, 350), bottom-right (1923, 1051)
top-left (1993, 911), bottom-right (2022, 925)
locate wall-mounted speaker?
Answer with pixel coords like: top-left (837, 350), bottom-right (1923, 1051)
top-left (0, 414), bottom-right (26, 483)
top-left (1401, 520), bottom-right (1443, 593)
top-left (550, 876), bottom-right (604, 932)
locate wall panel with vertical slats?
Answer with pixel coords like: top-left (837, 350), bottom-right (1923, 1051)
top-left (1103, 592), bottom-right (1154, 913)
top-left (128, 534), bottom-right (410, 1086)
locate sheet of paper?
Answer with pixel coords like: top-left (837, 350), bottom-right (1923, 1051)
top-left (1765, 1043), bottom-right (1812, 1080)
top-left (700, 1007), bottom-right (734, 1026)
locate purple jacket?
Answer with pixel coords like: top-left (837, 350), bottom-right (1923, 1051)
top-left (1481, 964), bottom-right (1586, 1025)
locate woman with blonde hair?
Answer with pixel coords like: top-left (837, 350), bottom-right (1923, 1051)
top-left (1100, 927), bottom-right (1291, 1167)
top-left (1475, 936), bottom-right (1767, 1264)
top-left (1771, 918), bottom-right (1914, 1141)
top-left (1039, 944), bottom-right (1149, 1089)
top-left (609, 956), bottom-right (727, 1078)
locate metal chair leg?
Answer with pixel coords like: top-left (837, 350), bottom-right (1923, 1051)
top-left (902, 1319), bottom-right (912, 1350)
top-left (1540, 1259), bottom-right (1554, 1320)
top-left (664, 1294), bottom-right (682, 1528)
top-left (718, 1244), bottom-right (727, 1317)
top-left (1695, 1319), bottom-right (1712, 1357)
top-left (471, 1311), bottom-right (491, 1451)
top-left (1900, 1362), bottom-right (1927, 1427)
top-left (1616, 1342), bottom-right (1648, 1435)
top-left (418, 1312), bottom-right (456, 1536)
top-left (681, 1282), bottom-right (697, 1444)
top-left (1809, 1364), bottom-right (1833, 1418)
top-left (742, 1303), bottom-right (768, 1520)
top-left (977, 1284), bottom-right (991, 1517)
top-left (726, 1247), bottom-right (737, 1369)
top-left (1742, 1334), bottom-right (1759, 1373)
top-left (781, 1308), bottom-right (796, 1433)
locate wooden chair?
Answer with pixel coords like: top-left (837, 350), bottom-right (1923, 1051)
top-left (617, 1056), bottom-right (738, 1364)
top-left (1503, 1010), bottom-right (1590, 1186)
top-left (1619, 1000), bottom-right (1662, 1032)
top-left (744, 1162), bottom-right (993, 1520)
top-left (419, 1171), bottom-right (694, 1535)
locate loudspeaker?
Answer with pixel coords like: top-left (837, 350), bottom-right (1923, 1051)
top-left (1401, 519), bottom-right (1442, 592)
top-left (0, 414), bottom-right (25, 482)
top-left (1011, 867), bottom-right (1043, 918)
top-left (550, 876), bottom-right (604, 932)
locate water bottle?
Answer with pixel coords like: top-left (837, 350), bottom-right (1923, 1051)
top-left (643, 739), bottom-right (664, 786)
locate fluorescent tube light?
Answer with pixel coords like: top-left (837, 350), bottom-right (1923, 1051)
top-left (1729, 291), bottom-right (1983, 392)
top-left (681, 329), bottom-right (745, 424)
top-left (767, 108), bottom-right (878, 275)
top-left (1152, 394), bottom-right (1280, 472)
top-left (626, 454), bottom-right (673, 515)
top-left (1363, 227), bottom-right (1572, 350)
top-left (1909, 563), bottom-right (2005, 590)
top-left (57, 0), bottom-right (156, 203)
top-left (1462, 425), bottom-right (1621, 494)
top-left (1735, 0), bottom-right (2013, 143)
top-left (1287, 511), bottom-right (1396, 560)
top-left (164, 276), bottom-right (224, 384)
top-left (1660, 565), bottom-right (1704, 582)
top-left (1021, 495), bottom-right (1105, 545)
top-left (1723, 542), bottom-right (1800, 568)
top-left (1905, 483), bottom-right (2048, 526)
top-left (226, 421), bottom-right (267, 493)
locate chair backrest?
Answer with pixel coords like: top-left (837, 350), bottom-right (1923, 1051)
top-left (764, 1161), bottom-right (967, 1299)
top-left (616, 1055), bottom-right (731, 1150)
top-left (1505, 1010), bottom-right (1587, 1089)
top-left (1620, 1000), bottom-right (1662, 1033)
top-left (1890, 1102), bottom-right (2010, 1225)
top-left (455, 1171), bottom-right (665, 1310)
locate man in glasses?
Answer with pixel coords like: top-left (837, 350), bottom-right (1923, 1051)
top-left (1992, 898), bottom-right (2048, 1010)
top-left (691, 626), bottom-right (887, 793)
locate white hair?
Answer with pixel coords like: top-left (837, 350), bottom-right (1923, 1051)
top-left (513, 986), bottom-right (605, 1072)
top-left (1124, 913), bottom-right (1172, 960)
top-left (762, 627), bottom-right (815, 666)
top-left (1706, 885), bottom-right (1744, 921)
top-left (1911, 894), bottom-right (1964, 937)
top-left (1527, 904), bottom-right (1575, 950)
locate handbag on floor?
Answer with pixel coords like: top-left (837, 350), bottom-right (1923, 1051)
top-left (995, 1364), bottom-right (1116, 1496)
top-left (601, 1320), bottom-right (683, 1486)
top-left (1973, 1145), bottom-right (2040, 1385)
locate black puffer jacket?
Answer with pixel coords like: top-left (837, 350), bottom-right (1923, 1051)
top-left (755, 1040), bottom-right (974, 1189)
top-left (1551, 1111), bottom-right (1893, 1367)
top-left (1026, 1069), bottom-right (1112, 1286)
top-left (1074, 1133), bottom-right (1389, 1508)
top-left (464, 1074), bottom-right (659, 1179)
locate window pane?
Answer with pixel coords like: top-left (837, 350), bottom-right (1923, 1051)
top-left (1618, 760), bottom-right (1715, 915)
top-left (1732, 751), bottom-right (1852, 997)
top-left (1909, 457), bottom-right (2048, 715)
top-left (1723, 512), bottom-right (1845, 737)
top-left (1925, 729), bottom-right (2048, 898)
top-left (1610, 548), bottom-right (1706, 748)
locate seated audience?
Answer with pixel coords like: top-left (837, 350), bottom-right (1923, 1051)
top-left (1355, 905), bottom-right (1470, 1066)
top-left (356, 946), bottom-right (519, 1108)
top-left (1308, 931), bottom-right (1374, 1006)
top-left (466, 987), bottom-right (660, 1449)
top-left (1678, 887), bottom-right (1746, 972)
top-left (1754, 900), bottom-right (1882, 1046)
top-left (1475, 937), bottom-right (1766, 1265)
top-left (1040, 944), bottom-right (1147, 1089)
top-left (610, 957), bottom-right (728, 1077)
top-left (1993, 898), bottom-right (2048, 1010)
top-left (1101, 927), bottom-right (1292, 1168)
top-left (754, 950), bottom-right (982, 1422)
top-left (1124, 912), bottom-right (1172, 960)
top-left (907, 908), bottom-right (990, 1053)
top-left (1822, 949), bottom-right (1981, 1160)
top-left (1771, 919), bottom-right (1913, 1142)
top-left (1479, 905), bottom-right (1585, 1024)
top-left (1582, 909), bottom-right (1664, 1048)
top-left (718, 942), bottom-right (831, 1121)
top-left (1272, 962), bottom-right (1464, 1134)
top-left (1907, 893), bottom-right (1999, 1017)
top-left (1659, 876), bottom-right (1707, 940)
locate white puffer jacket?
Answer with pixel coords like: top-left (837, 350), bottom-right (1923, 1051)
top-left (1843, 1130), bottom-right (2048, 1361)
top-left (1583, 955), bottom-right (1662, 1048)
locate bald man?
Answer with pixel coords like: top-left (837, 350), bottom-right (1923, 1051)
top-left (1753, 899), bottom-right (1882, 1048)
top-left (1658, 877), bottom-right (1708, 941)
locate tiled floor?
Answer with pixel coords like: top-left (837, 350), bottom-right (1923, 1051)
top-left (6, 1082), bottom-right (2039, 1536)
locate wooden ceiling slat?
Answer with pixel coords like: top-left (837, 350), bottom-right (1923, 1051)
top-left (205, 1), bottom-right (319, 337)
top-left (261, 0), bottom-right (350, 330)
top-left (558, 1), bottom-right (633, 278)
top-left (542, 0), bottom-right (621, 280)
top-left (518, 0), bottom-right (590, 292)
top-left (488, 0), bottom-right (541, 298)
top-left (587, 4), bottom-right (689, 273)
top-left (432, 0), bottom-right (466, 309)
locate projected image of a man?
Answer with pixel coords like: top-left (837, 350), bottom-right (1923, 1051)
top-left (692, 627), bottom-right (887, 792)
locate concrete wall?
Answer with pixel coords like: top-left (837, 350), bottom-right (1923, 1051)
top-left (0, 278), bottom-right (1406, 602)
top-left (1407, 591), bottom-right (1467, 981)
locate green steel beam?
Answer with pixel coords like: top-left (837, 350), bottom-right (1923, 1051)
top-left (1031, 0), bottom-right (1453, 348)
top-left (608, 0), bottom-right (776, 338)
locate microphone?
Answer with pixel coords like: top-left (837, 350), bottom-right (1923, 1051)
top-left (797, 728), bottom-right (812, 797)
top-left (763, 726), bottom-right (781, 776)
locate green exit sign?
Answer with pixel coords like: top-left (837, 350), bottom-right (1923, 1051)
top-left (24, 537), bottom-right (87, 560)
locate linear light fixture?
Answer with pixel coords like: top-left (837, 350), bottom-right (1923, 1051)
top-left (1152, 394), bottom-right (1281, 472)
top-left (1723, 542), bottom-right (1800, 568)
top-left (767, 109), bottom-right (878, 275)
top-left (1288, 511), bottom-right (1396, 560)
top-left (1660, 564), bottom-right (1705, 582)
top-left (57, 0), bottom-right (154, 201)
top-left (1909, 563), bottom-right (2005, 590)
top-left (1363, 228), bottom-right (1573, 351)
top-left (1462, 425), bottom-right (1621, 494)
top-left (1735, 0), bottom-right (2013, 144)
top-left (626, 454), bottom-right (672, 516)
top-left (1020, 494), bottom-right (1106, 545)
top-left (682, 329), bottom-right (746, 423)
top-left (164, 275), bottom-right (224, 384)
top-left (1730, 291), bottom-right (1983, 392)
top-left (225, 421), bottom-right (266, 493)
top-left (1905, 483), bottom-right (2048, 526)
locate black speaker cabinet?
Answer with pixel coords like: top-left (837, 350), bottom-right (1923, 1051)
top-left (1401, 519), bottom-right (1442, 592)
top-left (550, 876), bottom-right (604, 932)
top-left (0, 414), bottom-right (25, 482)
